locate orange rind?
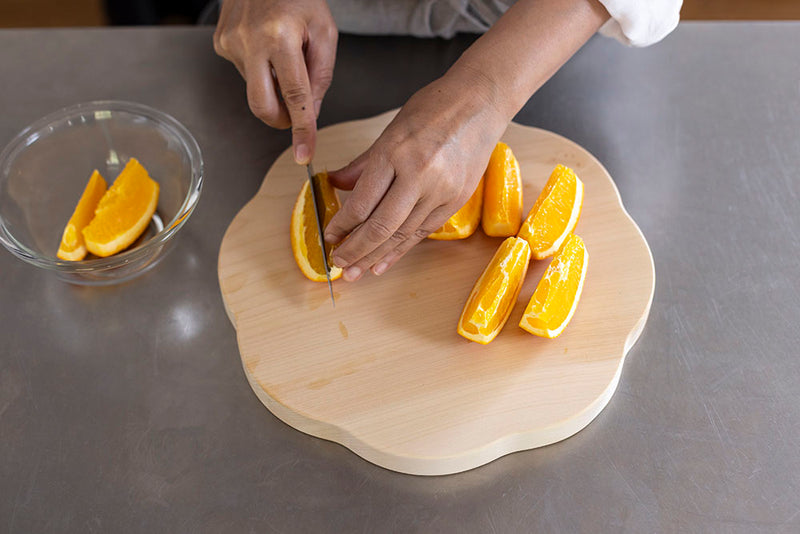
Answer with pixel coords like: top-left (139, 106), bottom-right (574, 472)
top-left (290, 172), bottom-right (343, 282)
top-left (57, 170), bottom-right (107, 261)
top-left (518, 164), bottom-right (583, 260)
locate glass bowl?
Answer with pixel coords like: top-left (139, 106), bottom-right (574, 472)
top-left (0, 101), bottom-right (203, 285)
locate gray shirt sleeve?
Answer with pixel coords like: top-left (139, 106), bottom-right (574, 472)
top-left (328, 0), bottom-right (681, 46)
top-left (328, 0), bottom-right (512, 39)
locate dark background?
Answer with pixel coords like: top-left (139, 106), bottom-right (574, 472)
top-left (1, 0), bottom-right (800, 28)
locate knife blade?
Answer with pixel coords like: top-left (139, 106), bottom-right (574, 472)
top-left (307, 163), bottom-right (336, 307)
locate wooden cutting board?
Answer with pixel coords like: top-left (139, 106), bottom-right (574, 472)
top-left (218, 110), bottom-right (655, 476)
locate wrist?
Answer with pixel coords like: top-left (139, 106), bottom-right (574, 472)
top-left (441, 60), bottom-right (517, 126)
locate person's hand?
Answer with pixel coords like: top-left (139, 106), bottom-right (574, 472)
top-left (325, 68), bottom-right (510, 281)
top-left (213, 0), bottom-right (338, 164)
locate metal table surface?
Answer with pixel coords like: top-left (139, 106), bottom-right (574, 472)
top-left (1, 23), bottom-right (799, 533)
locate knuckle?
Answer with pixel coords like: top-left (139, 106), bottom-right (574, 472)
top-left (363, 218), bottom-right (394, 242)
top-left (413, 227), bottom-right (432, 241)
top-left (321, 20), bottom-right (338, 42)
top-left (282, 85), bottom-right (311, 108)
top-left (441, 177), bottom-right (463, 202)
top-left (419, 153), bottom-right (448, 177)
top-left (390, 228), bottom-right (411, 242)
top-left (313, 68), bottom-right (334, 92)
top-left (262, 19), bottom-right (292, 45)
top-left (346, 200), bottom-right (372, 223)
top-left (291, 122), bottom-right (312, 135)
top-left (213, 31), bottom-right (232, 56)
top-left (247, 98), bottom-right (272, 122)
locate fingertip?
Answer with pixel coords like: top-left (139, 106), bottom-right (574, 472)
top-left (331, 251), bottom-right (347, 268)
top-left (294, 144), bottom-right (310, 165)
top-left (372, 261), bottom-right (389, 276)
top-left (343, 265), bottom-right (363, 282)
top-left (326, 173), bottom-right (356, 191)
top-left (324, 231), bottom-right (339, 245)
top-left (327, 155), bottom-right (367, 190)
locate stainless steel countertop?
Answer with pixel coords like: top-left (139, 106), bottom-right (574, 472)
top-left (2, 23), bottom-right (799, 532)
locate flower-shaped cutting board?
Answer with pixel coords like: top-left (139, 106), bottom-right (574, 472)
top-left (218, 110), bottom-right (655, 476)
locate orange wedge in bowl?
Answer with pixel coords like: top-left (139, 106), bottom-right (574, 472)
top-left (291, 171), bottom-right (343, 282)
top-left (83, 158), bottom-right (160, 258)
top-left (57, 170), bottom-right (107, 261)
top-left (428, 177), bottom-right (484, 240)
top-left (519, 233), bottom-right (588, 339)
top-left (457, 236), bottom-right (531, 344)
top-left (482, 142), bottom-right (523, 237)
top-left (517, 164), bottom-right (583, 260)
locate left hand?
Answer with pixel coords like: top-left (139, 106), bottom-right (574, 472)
top-left (325, 67), bottom-right (510, 281)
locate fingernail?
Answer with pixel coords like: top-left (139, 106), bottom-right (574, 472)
top-left (372, 262), bottom-right (389, 276)
top-left (343, 266), bottom-right (362, 282)
top-left (332, 255), bottom-right (347, 268)
top-left (314, 100), bottom-right (322, 117)
top-left (295, 144), bottom-right (309, 164)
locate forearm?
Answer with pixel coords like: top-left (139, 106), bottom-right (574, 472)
top-left (448, 0), bottom-right (610, 121)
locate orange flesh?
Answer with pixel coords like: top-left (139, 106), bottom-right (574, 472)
top-left (519, 233), bottom-right (588, 338)
top-left (482, 142), bottom-right (523, 237)
top-left (303, 176), bottom-right (337, 274)
top-left (83, 158), bottom-right (159, 257)
top-left (428, 177), bottom-right (484, 240)
top-left (457, 236), bottom-right (531, 344)
top-left (291, 172), bottom-right (343, 282)
top-left (517, 164), bottom-right (583, 260)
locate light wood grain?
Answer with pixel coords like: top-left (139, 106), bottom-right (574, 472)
top-left (218, 110), bottom-right (655, 475)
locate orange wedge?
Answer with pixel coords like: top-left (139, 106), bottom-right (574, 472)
top-left (83, 158), bottom-right (160, 258)
top-left (519, 233), bottom-right (588, 339)
top-left (428, 177), bottom-right (484, 240)
top-left (517, 164), bottom-right (584, 260)
top-left (482, 142), bottom-right (523, 237)
top-left (457, 236), bottom-right (531, 344)
top-left (57, 170), bottom-right (107, 261)
top-left (291, 172), bottom-right (343, 282)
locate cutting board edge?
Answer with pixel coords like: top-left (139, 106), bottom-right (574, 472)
top-left (240, 340), bottom-right (632, 476)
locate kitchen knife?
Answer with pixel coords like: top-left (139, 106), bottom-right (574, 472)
top-left (307, 163), bottom-right (336, 307)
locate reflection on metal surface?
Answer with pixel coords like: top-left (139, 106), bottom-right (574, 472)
top-left (170, 303), bottom-right (201, 341)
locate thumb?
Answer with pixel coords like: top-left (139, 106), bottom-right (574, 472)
top-left (327, 150), bottom-right (370, 191)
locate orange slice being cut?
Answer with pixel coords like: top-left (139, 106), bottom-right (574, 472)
top-left (457, 236), bottom-right (531, 344)
top-left (428, 177), bottom-right (484, 240)
top-left (517, 164), bottom-right (583, 260)
top-left (291, 171), bottom-right (343, 282)
top-left (83, 158), bottom-right (160, 258)
top-left (519, 233), bottom-right (588, 339)
top-left (57, 170), bottom-right (107, 261)
top-left (482, 142), bottom-right (523, 237)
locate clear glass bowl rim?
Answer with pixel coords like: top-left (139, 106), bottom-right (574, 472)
top-left (0, 100), bottom-right (204, 273)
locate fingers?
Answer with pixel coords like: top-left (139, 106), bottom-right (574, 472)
top-left (271, 47), bottom-right (317, 164)
top-left (330, 180), bottom-right (423, 279)
top-left (214, 1), bottom-right (335, 165)
top-left (244, 58), bottom-right (291, 129)
top-left (306, 22), bottom-right (338, 118)
top-left (326, 151), bottom-right (370, 191)
top-left (324, 156), bottom-right (394, 245)
top-left (369, 206), bottom-right (454, 276)
top-left (339, 198), bottom-right (440, 281)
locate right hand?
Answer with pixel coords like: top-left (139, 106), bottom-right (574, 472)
top-left (213, 0), bottom-right (338, 164)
